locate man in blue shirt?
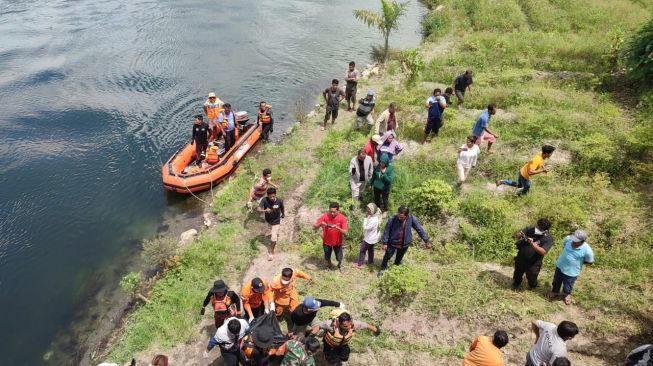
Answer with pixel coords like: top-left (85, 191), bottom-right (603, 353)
top-left (377, 206), bottom-right (431, 277)
top-left (219, 103), bottom-right (237, 152)
top-left (549, 230), bottom-right (594, 305)
top-left (471, 104), bottom-right (498, 153)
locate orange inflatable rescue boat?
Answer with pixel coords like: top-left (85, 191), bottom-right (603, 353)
top-left (162, 111), bottom-right (261, 194)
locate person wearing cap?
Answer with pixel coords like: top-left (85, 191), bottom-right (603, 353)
top-left (203, 92), bottom-right (224, 140)
top-left (364, 134), bottom-right (382, 165)
top-left (549, 230), bottom-right (594, 305)
top-left (355, 89), bottom-right (376, 131)
top-left (322, 79), bottom-right (345, 131)
top-left (219, 103), bottom-right (237, 151)
top-left (281, 336), bottom-right (321, 366)
top-left (240, 325), bottom-right (277, 366)
top-left (203, 317), bottom-right (249, 365)
top-left (497, 145), bottom-right (556, 195)
top-left (271, 267), bottom-right (312, 330)
top-left (423, 89), bottom-right (448, 143)
top-left (352, 202), bottom-right (381, 269)
top-left (512, 218), bottom-right (554, 291)
top-left (462, 330), bottom-right (509, 366)
top-left (257, 187), bottom-right (285, 261)
top-left (344, 61), bottom-right (360, 112)
top-left (200, 280), bottom-right (242, 328)
top-left (310, 310), bottom-right (380, 366)
top-left (241, 277), bottom-right (273, 323)
top-left (375, 102), bottom-right (398, 135)
top-left (290, 297), bottom-right (345, 339)
top-left (378, 205), bottom-right (431, 277)
top-left (370, 153), bottom-right (394, 213)
top-left (349, 149), bottom-right (373, 202)
top-left (257, 101), bottom-right (274, 142)
top-left (313, 202), bottom-right (349, 270)
top-left (191, 115), bottom-right (210, 162)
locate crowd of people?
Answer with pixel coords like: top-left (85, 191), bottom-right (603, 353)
top-left (116, 63), bottom-right (650, 366)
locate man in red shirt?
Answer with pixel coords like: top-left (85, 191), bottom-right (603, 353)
top-left (313, 202), bottom-right (348, 271)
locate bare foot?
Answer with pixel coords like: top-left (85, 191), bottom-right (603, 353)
top-left (320, 126), bottom-right (325, 131)
top-left (351, 263), bottom-right (362, 269)
top-left (267, 254), bottom-right (273, 261)
top-left (495, 179), bottom-right (502, 187)
top-left (563, 294), bottom-right (572, 305)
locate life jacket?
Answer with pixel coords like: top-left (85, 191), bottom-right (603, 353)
top-left (258, 109), bottom-right (272, 124)
top-left (240, 334), bottom-right (256, 361)
top-left (323, 310), bottom-right (353, 347)
top-left (211, 293), bottom-right (238, 319)
top-left (356, 98), bottom-right (374, 117)
top-left (206, 99), bottom-right (224, 120)
top-left (206, 145), bottom-right (219, 164)
top-left (222, 111), bottom-right (235, 130)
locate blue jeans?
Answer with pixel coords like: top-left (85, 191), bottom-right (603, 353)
top-left (551, 267), bottom-right (578, 295)
top-left (501, 171), bottom-right (532, 195)
top-left (323, 244), bottom-right (343, 264)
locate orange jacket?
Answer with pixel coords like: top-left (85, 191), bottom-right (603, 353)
top-left (241, 280), bottom-right (272, 313)
top-left (270, 269), bottom-right (311, 307)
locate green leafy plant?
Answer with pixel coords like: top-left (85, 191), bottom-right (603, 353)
top-left (399, 48), bottom-right (425, 85)
top-left (141, 237), bottom-right (177, 269)
top-left (622, 17), bottom-right (653, 86)
top-left (406, 179), bottom-right (457, 217)
top-left (120, 272), bottom-right (143, 298)
top-left (353, 0), bottom-right (409, 62)
top-left (379, 264), bottom-right (429, 297)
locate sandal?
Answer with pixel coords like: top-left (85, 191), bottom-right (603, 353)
top-left (563, 295), bottom-right (572, 305)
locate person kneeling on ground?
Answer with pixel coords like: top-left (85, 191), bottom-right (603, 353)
top-left (378, 205), bottom-right (431, 277)
top-left (203, 317), bottom-right (249, 365)
top-left (496, 145), bottom-right (555, 195)
top-left (462, 330), bottom-right (509, 366)
top-left (310, 310), bottom-right (380, 366)
top-left (290, 297), bottom-right (345, 340)
top-left (200, 280), bottom-right (242, 329)
top-left (281, 336), bottom-right (321, 366)
top-left (526, 320), bottom-right (579, 366)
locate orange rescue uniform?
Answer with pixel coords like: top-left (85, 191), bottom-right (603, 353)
top-left (462, 336), bottom-right (505, 366)
top-left (241, 280), bottom-right (272, 314)
top-left (270, 269), bottom-right (311, 316)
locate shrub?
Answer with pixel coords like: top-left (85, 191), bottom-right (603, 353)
top-left (120, 272), bottom-right (142, 297)
top-left (379, 264), bottom-right (429, 297)
top-left (422, 10), bottom-right (450, 40)
top-left (573, 133), bottom-right (623, 175)
top-left (399, 48), bottom-right (425, 85)
top-left (406, 179), bottom-right (457, 217)
top-left (142, 237), bottom-right (177, 268)
top-left (622, 17), bottom-right (653, 87)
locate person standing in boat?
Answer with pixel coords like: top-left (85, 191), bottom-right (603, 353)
top-left (257, 101), bottom-right (274, 142)
top-left (220, 103), bottom-right (237, 152)
top-left (191, 114), bottom-right (210, 162)
top-left (203, 92), bottom-right (224, 140)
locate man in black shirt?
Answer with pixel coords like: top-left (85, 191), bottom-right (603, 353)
top-left (257, 187), bottom-right (285, 261)
top-left (452, 69), bottom-right (473, 107)
top-left (513, 218), bottom-right (553, 290)
top-left (191, 114), bottom-right (210, 161)
top-left (290, 296), bottom-right (343, 340)
top-left (200, 280), bottom-right (242, 328)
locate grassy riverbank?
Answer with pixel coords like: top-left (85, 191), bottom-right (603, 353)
top-left (105, 0), bottom-right (653, 365)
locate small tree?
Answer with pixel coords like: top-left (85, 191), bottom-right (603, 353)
top-left (353, 0), bottom-right (409, 62)
top-left (622, 17), bottom-right (653, 86)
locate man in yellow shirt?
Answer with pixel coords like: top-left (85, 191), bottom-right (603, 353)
top-left (496, 145), bottom-right (555, 195)
top-left (462, 330), bottom-right (508, 366)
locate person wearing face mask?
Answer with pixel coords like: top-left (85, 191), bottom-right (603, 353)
top-left (200, 280), bottom-right (242, 329)
top-left (270, 267), bottom-right (312, 331)
top-left (290, 297), bottom-right (345, 340)
top-left (513, 218), bottom-right (554, 291)
top-left (310, 310), bottom-right (380, 366)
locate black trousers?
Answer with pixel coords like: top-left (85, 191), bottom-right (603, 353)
top-left (195, 141), bottom-right (208, 160)
top-left (513, 259), bottom-right (543, 289)
top-left (224, 129), bottom-right (236, 151)
top-left (380, 245), bottom-right (408, 270)
top-left (219, 348), bottom-right (241, 366)
top-left (373, 187), bottom-right (390, 211)
top-left (262, 123), bottom-right (273, 141)
top-left (323, 342), bottom-right (351, 365)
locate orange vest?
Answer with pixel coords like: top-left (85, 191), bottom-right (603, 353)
top-left (258, 109), bottom-right (272, 124)
top-left (206, 100), bottom-right (224, 120)
top-left (323, 320), bottom-right (354, 347)
top-left (241, 281), bottom-right (271, 309)
top-left (211, 294), bottom-right (238, 319)
top-left (206, 145), bottom-right (219, 164)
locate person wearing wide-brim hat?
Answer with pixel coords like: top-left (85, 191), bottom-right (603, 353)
top-left (240, 326), bottom-right (276, 365)
top-left (200, 280), bottom-right (242, 328)
top-left (548, 229), bottom-right (594, 305)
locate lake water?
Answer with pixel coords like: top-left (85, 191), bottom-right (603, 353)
top-left (0, 0), bottom-right (424, 364)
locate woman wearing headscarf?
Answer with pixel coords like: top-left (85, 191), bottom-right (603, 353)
top-left (352, 203), bottom-right (382, 269)
top-left (377, 130), bottom-right (403, 164)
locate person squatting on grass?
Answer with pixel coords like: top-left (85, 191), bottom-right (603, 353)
top-left (457, 135), bottom-right (480, 183)
top-left (462, 330), bottom-right (509, 366)
top-left (257, 187), bottom-right (285, 261)
top-left (526, 320), bottom-right (579, 366)
top-left (423, 88), bottom-right (448, 143)
top-left (369, 154), bottom-right (394, 213)
top-left (310, 310), bottom-right (381, 366)
top-left (200, 280), bottom-right (242, 329)
top-left (377, 205), bottom-right (431, 277)
top-left (271, 267), bottom-right (312, 331)
top-left (203, 317), bottom-right (249, 365)
top-left (496, 144), bottom-right (555, 195)
top-left (549, 230), bottom-right (594, 306)
top-left (313, 202), bottom-right (349, 270)
top-left (471, 104), bottom-right (498, 153)
top-left (241, 277), bottom-right (273, 322)
top-left (352, 202), bottom-right (381, 269)
top-left (348, 149), bottom-right (373, 202)
top-left (512, 218), bottom-right (554, 290)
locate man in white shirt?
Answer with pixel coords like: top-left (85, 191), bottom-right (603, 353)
top-left (204, 317), bottom-right (249, 365)
top-left (526, 320), bottom-right (578, 366)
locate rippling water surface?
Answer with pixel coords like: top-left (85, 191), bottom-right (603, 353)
top-left (0, 0), bottom-right (424, 364)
